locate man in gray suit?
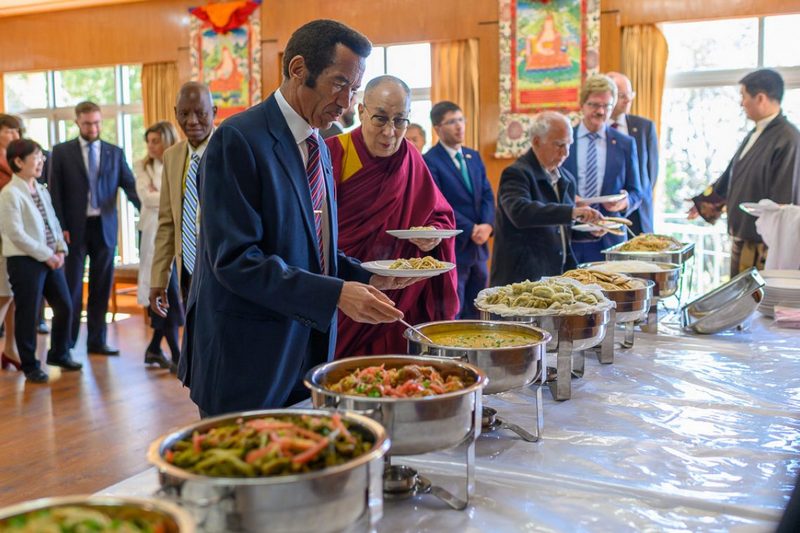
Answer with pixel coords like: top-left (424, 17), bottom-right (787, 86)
top-left (608, 72), bottom-right (659, 235)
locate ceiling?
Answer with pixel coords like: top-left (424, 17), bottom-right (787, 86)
top-left (0, 0), bottom-right (146, 18)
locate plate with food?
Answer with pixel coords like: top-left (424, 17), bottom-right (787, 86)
top-left (360, 256), bottom-right (456, 277)
top-left (576, 193), bottom-right (627, 205)
top-left (386, 226), bottom-right (463, 239)
top-left (573, 220), bottom-right (624, 232)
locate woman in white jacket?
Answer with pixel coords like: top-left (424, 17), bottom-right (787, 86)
top-left (0, 139), bottom-right (80, 383)
top-left (134, 121), bottom-right (180, 370)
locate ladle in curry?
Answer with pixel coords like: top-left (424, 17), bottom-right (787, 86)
top-left (400, 318), bottom-right (435, 344)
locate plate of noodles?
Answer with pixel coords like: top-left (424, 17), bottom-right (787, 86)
top-left (386, 226), bottom-right (463, 239)
top-left (360, 256), bottom-right (456, 278)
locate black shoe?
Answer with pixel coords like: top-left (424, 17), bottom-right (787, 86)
top-left (88, 344), bottom-right (120, 356)
top-left (37, 322), bottom-right (50, 334)
top-left (25, 368), bottom-right (49, 383)
top-left (144, 350), bottom-right (172, 369)
top-left (46, 355), bottom-right (83, 371)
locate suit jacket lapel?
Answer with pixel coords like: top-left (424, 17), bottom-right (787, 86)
top-left (602, 130), bottom-right (618, 196)
top-left (439, 144), bottom-right (471, 194)
top-left (72, 139), bottom-right (88, 181)
top-left (465, 153), bottom-right (481, 211)
top-left (263, 97), bottom-right (317, 253)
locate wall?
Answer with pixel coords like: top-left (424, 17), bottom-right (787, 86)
top-left (0, 0), bottom-right (798, 185)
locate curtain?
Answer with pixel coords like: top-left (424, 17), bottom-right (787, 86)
top-left (431, 39), bottom-right (480, 149)
top-left (141, 62), bottom-right (180, 131)
top-left (621, 25), bottom-right (669, 136)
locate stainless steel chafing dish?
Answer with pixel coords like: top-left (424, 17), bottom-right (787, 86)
top-left (0, 495), bottom-right (196, 532)
top-left (603, 280), bottom-right (655, 324)
top-left (681, 267), bottom-right (765, 334)
top-left (602, 240), bottom-right (695, 266)
top-left (305, 355), bottom-right (487, 456)
top-left (148, 409), bottom-right (390, 533)
top-left (403, 320), bottom-right (550, 395)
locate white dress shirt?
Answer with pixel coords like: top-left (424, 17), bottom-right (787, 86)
top-left (740, 111), bottom-right (779, 160)
top-left (79, 136), bottom-right (101, 217)
top-left (576, 122), bottom-right (608, 198)
top-left (441, 142), bottom-right (465, 171)
top-left (275, 88), bottom-right (330, 274)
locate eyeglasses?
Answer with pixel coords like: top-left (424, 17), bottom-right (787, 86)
top-left (33, 153), bottom-right (47, 162)
top-left (584, 102), bottom-right (614, 111)
top-left (441, 116), bottom-right (466, 127)
top-left (617, 92), bottom-right (636, 101)
top-left (363, 105), bottom-right (411, 130)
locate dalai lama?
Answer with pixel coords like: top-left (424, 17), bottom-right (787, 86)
top-left (326, 75), bottom-right (459, 358)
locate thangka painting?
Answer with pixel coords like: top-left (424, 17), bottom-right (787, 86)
top-left (189, 1), bottom-right (262, 123)
top-left (496, 0), bottom-right (599, 157)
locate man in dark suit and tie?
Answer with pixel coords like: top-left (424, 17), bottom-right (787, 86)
top-left (182, 19), bottom-right (410, 417)
top-left (608, 72), bottom-right (659, 235)
top-left (424, 101), bottom-right (495, 318)
top-left (49, 101), bottom-right (140, 355)
top-left (563, 74), bottom-right (642, 264)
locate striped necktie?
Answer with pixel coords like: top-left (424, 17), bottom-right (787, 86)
top-left (305, 134), bottom-right (326, 273)
top-left (455, 151), bottom-right (473, 193)
top-left (182, 153), bottom-right (200, 275)
top-left (584, 132), bottom-right (600, 199)
top-left (87, 141), bottom-right (100, 208)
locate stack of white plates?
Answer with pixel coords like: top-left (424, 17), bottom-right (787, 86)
top-left (758, 270), bottom-right (800, 317)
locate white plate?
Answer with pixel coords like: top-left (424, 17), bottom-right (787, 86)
top-left (386, 229), bottom-right (463, 239)
top-left (765, 278), bottom-right (800, 290)
top-left (577, 193), bottom-right (626, 205)
top-left (573, 222), bottom-right (623, 232)
top-left (760, 270), bottom-right (800, 280)
top-left (739, 202), bottom-right (781, 217)
top-left (360, 260), bottom-right (456, 278)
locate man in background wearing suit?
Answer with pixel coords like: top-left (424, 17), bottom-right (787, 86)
top-left (425, 101), bottom-right (495, 318)
top-left (182, 19), bottom-right (410, 417)
top-left (563, 74), bottom-right (642, 264)
top-left (150, 82), bottom-right (216, 318)
top-left (49, 101), bottom-right (140, 355)
top-left (608, 72), bottom-right (659, 235)
top-left (491, 112), bottom-right (603, 286)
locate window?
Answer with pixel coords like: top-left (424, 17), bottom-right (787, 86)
top-left (659, 15), bottom-right (800, 295)
top-left (4, 65), bottom-right (144, 263)
top-left (356, 42), bottom-right (433, 151)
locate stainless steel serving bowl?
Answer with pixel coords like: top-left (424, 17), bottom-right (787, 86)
top-left (148, 409), bottom-right (390, 533)
top-left (479, 309), bottom-right (612, 352)
top-left (403, 320), bottom-right (550, 394)
top-left (0, 495), bottom-right (195, 532)
top-left (681, 267), bottom-right (765, 334)
top-left (603, 241), bottom-right (695, 266)
top-left (580, 261), bottom-right (681, 299)
top-left (601, 280), bottom-right (655, 323)
top-left (305, 355), bottom-right (487, 456)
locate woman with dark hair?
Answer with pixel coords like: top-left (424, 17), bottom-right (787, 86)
top-left (0, 139), bottom-right (80, 383)
top-left (0, 114), bottom-right (21, 371)
top-left (134, 121), bottom-right (182, 370)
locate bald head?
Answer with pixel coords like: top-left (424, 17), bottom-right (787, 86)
top-left (175, 82), bottom-right (217, 147)
top-left (607, 72), bottom-right (634, 119)
top-left (359, 75), bottom-right (412, 158)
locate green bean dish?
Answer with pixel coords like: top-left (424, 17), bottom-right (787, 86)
top-left (164, 414), bottom-right (373, 478)
top-left (0, 505), bottom-right (176, 533)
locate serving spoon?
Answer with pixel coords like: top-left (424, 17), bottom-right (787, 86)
top-left (399, 318), bottom-right (435, 344)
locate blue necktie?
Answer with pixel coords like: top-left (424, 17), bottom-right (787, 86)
top-left (182, 153), bottom-right (200, 275)
top-left (584, 132), bottom-right (600, 199)
top-left (455, 151), bottom-right (473, 193)
top-left (87, 142), bottom-right (99, 209)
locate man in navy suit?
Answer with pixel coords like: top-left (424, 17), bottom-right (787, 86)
top-left (424, 101), bottom-right (495, 318)
top-left (608, 72), bottom-right (659, 235)
top-left (563, 74), bottom-right (642, 264)
top-left (49, 101), bottom-right (140, 355)
top-left (181, 20), bottom-right (408, 417)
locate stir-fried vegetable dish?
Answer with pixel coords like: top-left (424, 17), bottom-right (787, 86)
top-left (328, 364), bottom-right (469, 398)
top-left (0, 505), bottom-right (175, 533)
top-left (164, 414), bottom-right (372, 478)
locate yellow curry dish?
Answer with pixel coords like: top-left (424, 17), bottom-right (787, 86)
top-left (426, 330), bottom-right (538, 349)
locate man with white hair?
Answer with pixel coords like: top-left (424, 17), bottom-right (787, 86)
top-left (607, 72), bottom-right (659, 235)
top-left (563, 74), bottom-right (642, 263)
top-left (490, 112), bottom-right (603, 286)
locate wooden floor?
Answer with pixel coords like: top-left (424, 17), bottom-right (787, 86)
top-left (0, 287), bottom-right (198, 506)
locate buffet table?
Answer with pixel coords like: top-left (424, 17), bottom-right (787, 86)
top-left (99, 315), bottom-right (799, 532)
